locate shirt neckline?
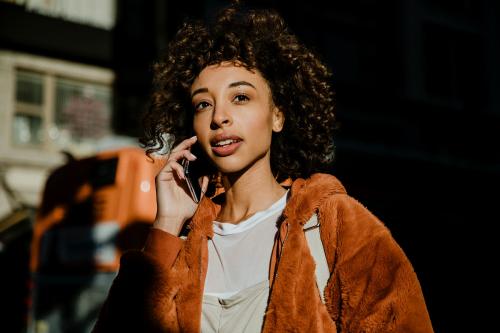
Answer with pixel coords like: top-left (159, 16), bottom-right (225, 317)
top-left (212, 190), bottom-right (289, 235)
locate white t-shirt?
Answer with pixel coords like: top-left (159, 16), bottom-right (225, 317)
top-left (203, 190), bottom-right (289, 298)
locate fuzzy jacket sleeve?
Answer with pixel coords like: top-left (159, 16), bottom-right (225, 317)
top-left (92, 228), bottom-right (184, 332)
top-left (325, 194), bottom-right (434, 333)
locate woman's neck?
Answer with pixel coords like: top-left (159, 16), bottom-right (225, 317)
top-left (217, 158), bottom-right (287, 224)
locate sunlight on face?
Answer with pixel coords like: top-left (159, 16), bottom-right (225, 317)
top-left (191, 62), bottom-right (284, 175)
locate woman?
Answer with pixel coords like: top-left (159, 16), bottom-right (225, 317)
top-left (93, 3), bottom-right (433, 332)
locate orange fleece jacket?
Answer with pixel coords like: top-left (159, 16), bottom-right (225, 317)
top-left (93, 173), bottom-right (434, 332)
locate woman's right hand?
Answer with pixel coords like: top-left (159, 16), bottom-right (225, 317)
top-left (153, 136), bottom-right (209, 236)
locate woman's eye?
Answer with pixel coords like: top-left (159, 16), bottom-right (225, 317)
top-left (195, 101), bottom-right (211, 110)
top-left (233, 94), bottom-right (249, 104)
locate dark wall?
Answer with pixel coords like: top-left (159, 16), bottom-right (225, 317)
top-left (112, 0), bottom-right (206, 137)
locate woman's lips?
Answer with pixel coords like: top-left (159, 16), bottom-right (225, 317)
top-left (211, 141), bottom-right (242, 157)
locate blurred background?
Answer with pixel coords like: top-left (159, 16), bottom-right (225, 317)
top-left (0, 0), bottom-right (498, 332)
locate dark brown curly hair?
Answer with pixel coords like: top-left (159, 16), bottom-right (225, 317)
top-left (140, 3), bottom-right (336, 182)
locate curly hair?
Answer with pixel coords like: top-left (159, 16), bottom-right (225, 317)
top-left (140, 3), bottom-right (336, 182)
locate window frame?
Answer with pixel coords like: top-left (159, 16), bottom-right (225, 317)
top-left (0, 50), bottom-right (114, 167)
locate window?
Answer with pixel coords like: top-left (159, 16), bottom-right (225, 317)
top-left (12, 70), bottom-right (44, 146)
top-left (54, 78), bottom-right (112, 144)
top-left (0, 51), bottom-right (114, 162)
top-left (11, 69), bottom-right (113, 150)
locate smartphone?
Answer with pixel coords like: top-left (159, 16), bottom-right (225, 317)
top-left (181, 158), bottom-right (203, 203)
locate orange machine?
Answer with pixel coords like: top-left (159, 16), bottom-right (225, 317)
top-left (31, 147), bottom-right (165, 274)
top-left (29, 147), bottom-right (166, 332)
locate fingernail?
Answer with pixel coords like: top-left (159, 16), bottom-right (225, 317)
top-left (191, 153), bottom-right (197, 159)
top-left (191, 135), bottom-right (197, 140)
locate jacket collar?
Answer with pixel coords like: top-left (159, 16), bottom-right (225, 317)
top-left (189, 173), bottom-right (346, 236)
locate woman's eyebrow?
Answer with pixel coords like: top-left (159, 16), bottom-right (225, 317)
top-left (191, 81), bottom-right (256, 98)
top-left (228, 81), bottom-right (256, 90)
top-left (191, 88), bottom-right (208, 98)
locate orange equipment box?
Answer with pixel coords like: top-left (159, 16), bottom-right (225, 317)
top-left (30, 147), bottom-right (164, 274)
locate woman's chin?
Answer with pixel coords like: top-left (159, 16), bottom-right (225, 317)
top-left (214, 163), bottom-right (246, 175)
top-left (210, 157), bottom-right (249, 176)
top-left (208, 149), bottom-right (269, 177)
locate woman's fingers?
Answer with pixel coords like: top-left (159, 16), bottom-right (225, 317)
top-left (169, 161), bottom-right (185, 180)
top-left (171, 135), bottom-right (197, 153)
top-left (167, 149), bottom-right (197, 163)
top-left (160, 149), bottom-right (198, 178)
top-left (180, 149), bottom-right (197, 161)
top-left (154, 137), bottom-right (198, 177)
top-left (159, 136), bottom-right (199, 175)
top-left (199, 175), bottom-right (209, 200)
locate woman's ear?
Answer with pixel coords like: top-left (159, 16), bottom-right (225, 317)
top-left (272, 107), bottom-right (285, 133)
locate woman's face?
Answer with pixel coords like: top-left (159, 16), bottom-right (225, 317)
top-left (190, 62), bottom-right (284, 174)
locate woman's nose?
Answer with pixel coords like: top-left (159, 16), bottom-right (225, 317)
top-left (210, 104), bottom-right (232, 129)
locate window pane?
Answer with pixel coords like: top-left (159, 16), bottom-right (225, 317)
top-left (12, 114), bottom-right (43, 145)
top-left (16, 70), bottom-right (44, 105)
top-left (55, 78), bottom-right (112, 142)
